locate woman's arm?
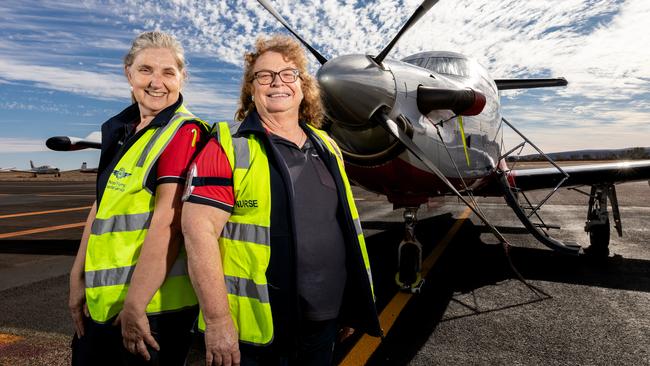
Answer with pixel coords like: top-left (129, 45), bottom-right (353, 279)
top-left (182, 201), bottom-right (240, 366)
top-left (117, 183), bottom-right (184, 359)
top-left (69, 200), bottom-right (97, 337)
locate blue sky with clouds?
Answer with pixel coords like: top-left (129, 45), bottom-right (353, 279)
top-left (1, 0), bottom-right (649, 170)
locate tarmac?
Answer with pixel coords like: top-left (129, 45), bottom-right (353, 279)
top-left (0, 174), bottom-right (648, 365)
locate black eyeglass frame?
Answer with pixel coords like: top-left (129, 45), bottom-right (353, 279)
top-left (252, 68), bottom-right (301, 85)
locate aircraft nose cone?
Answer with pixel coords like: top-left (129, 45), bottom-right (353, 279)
top-left (317, 55), bottom-right (396, 127)
top-left (46, 136), bottom-right (73, 151)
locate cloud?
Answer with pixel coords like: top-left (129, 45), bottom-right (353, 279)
top-left (0, 57), bottom-right (128, 99)
top-left (0, 55), bottom-right (239, 119)
top-left (0, 137), bottom-right (48, 153)
top-left (2, 0), bottom-right (649, 152)
top-left (95, 0), bottom-right (649, 102)
top-left (501, 97), bottom-right (650, 152)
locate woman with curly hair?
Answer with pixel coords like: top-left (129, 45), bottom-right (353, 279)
top-left (181, 34), bottom-right (381, 365)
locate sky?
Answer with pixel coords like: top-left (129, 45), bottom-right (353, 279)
top-left (0, 0), bottom-right (648, 170)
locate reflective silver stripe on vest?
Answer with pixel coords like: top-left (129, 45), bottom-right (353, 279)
top-left (91, 212), bottom-right (153, 235)
top-left (85, 256), bottom-right (188, 288)
top-left (213, 123), bottom-right (221, 142)
top-left (137, 127), bottom-right (163, 167)
top-left (232, 136), bottom-right (250, 169)
top-left (136, 112), bottom-right (194, 167)
top-left (224, 275), bottom-right (269, 303)
top-left (142, 113), bottom-right (197, 191)
top-left (353, 218), bottom-right (363, 237)
top-left (222, 222), bottom-right (270, 246)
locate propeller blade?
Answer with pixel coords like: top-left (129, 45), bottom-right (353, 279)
top-left (374, 109), bottom-right (509, 244)
top-left (374, 0), bottom-right (440, 64)
top-left (457, 116), bottom-right (470, 167)
top-left (256, 0), bottom-right (328, 65)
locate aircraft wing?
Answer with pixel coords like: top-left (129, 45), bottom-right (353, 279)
top-left (494, 78), bottom-right (567, 90)
top-left (509, 160), bottom-right (650, 191)
top-left (10, 169), bottom-right (36, 173)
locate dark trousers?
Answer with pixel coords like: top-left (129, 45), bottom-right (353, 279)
top-left (239, 319), bottom-right (338, 366)
top-left (71, 307), bottom-right (198, 366)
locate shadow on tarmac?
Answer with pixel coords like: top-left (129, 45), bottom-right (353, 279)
top-left (0, 240), bottom-right (79, 255)
top-left (334, 213), bottom-right (650, 365)
top-left (2, 214), bottom-right (648, 365)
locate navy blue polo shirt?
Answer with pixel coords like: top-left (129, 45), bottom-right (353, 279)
top-left (270, 133), bottom-right (347, 321)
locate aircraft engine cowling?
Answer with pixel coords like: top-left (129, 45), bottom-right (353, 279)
top-left (417, 86), bottom-right (486, 116)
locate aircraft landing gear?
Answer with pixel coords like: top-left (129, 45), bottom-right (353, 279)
top-left (584, 184), bottom-right (621, 257)
top-left (395, 207), bottom-right (425, 293)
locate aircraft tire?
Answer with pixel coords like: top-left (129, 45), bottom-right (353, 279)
top-left (397, 242), bottom-right (420, 288)
top-left (586, 219), bottom-right (610, 257)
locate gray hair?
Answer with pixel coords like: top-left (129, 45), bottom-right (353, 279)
top-left (124, 31), bottom-right (187, 79)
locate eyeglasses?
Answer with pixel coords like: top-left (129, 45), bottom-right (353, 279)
top-left (252, 68), bottom-right (300, 85)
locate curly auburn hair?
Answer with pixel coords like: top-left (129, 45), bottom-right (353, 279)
top-left (235, 35), bottom-right (323, 128)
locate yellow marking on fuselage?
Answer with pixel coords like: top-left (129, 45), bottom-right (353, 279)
top-left (340, 207), bottom-right (473, 366)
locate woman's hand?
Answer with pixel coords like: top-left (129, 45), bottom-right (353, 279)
top-left (68, 270), bottom-right (88, 337)
top-left (338, 326), bottom-right (355, 343)
top-left (114, 306), bottom-right (159, 361)
top-left (204, 315), bottom-right (240, 366)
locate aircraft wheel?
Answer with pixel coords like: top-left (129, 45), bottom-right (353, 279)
top-left (586, 219), bottom-right (610, 257)
top-left (396, 241), bottom-right (420, 289)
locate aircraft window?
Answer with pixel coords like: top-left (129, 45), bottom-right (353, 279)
top-left (425, 57), bottom-right (470, 77)
top-left (404, 58), bottom-right (426, 67)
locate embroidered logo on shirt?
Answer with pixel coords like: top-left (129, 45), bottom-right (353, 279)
top-left (112, 167), bottom-right (132, 179)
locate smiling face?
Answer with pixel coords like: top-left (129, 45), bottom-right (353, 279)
top-left (125, 47), bottom-right (184, 118)
top-left (251, 51), bottom-right (304, 120)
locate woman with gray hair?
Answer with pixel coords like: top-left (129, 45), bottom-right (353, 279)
top-left (69, 31), bottom-right (208, 365)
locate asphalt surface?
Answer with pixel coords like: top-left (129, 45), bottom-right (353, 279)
top-left (0, 179), bottom-right (649, 365)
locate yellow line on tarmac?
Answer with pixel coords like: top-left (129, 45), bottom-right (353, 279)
top-left (0, 222), bottom-right (86, 239)
top-left (0, 333), bottom-right (24, 345)
top-left (0, 206), bottom-right (92, 219)
top-left (340, 207), bottom-right (473, 366)
top-left (38, 194), bottom-right (95, 197)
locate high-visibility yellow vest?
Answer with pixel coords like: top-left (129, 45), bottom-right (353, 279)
top-left (85, 104), bottom-right (204, 322)
top-left (197, 121), bottom-right (374, 346)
